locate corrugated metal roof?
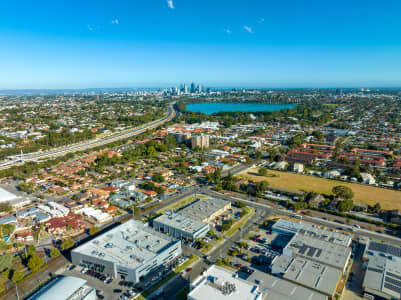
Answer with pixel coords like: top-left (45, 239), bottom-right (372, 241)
top-left (28, 276), bottom-right (87, 300)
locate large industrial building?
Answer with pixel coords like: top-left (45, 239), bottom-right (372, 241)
top-left (188, 265), bottom-right (328, 300)
top-left (270, 218), bottom-right (352, 297)
top-left (153, 212), bottom-right (209, 241)
top-left (27, 276), bottom-right (95, 300)
top-left (361, 240), bottom-right (401, 300)
top-left (272, 255), bottom-right (341, 297)
top-left (177, 197), bottom-right (231, 223)
top-left (71, 220), bottom-right (181, 283)
top-left (272, 218), bottom-right (352, 247)
top-left (282, 233), bottom-right (351, 273)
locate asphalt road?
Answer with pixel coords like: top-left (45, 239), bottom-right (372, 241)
top-left (203, 188), bottom-right (401, 247)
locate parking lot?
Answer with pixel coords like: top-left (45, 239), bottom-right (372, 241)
top-left (58, 254), bottom-right (190, 300)
top-left (225, 223), bottom-right (283, 278)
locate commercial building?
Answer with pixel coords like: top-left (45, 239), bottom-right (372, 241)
top-left (272, 255), bottom-right (341, 297)
top-left (191, 134), bottom-right (210, 149)
top-left (177, 197), bottom-right (231, 223)
top-left (188, 265), bottom-right (328, 300)
top-left (188, 265), bottom-right (263, 300)
top-left (27, 276), bottom-right (96, 300)
top-left (0, 187), bottom-right (18, 203)
top-left (153, 212), bottom-right (209, 241)
top-left (262, 273), bottom-right (327, 300)
top-left (282, 233), bottom-right (351, 273)
top-left (361, 240), bottom-right (401, 300)
top-left (272, 218), bottom-right (352, 247)
top-left (71, 220), bottom-right (181, 283)
top-left (0, 187), bottom-right (31, 208)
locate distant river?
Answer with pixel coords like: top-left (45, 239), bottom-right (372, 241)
top-left (186, 102), bottom-right (296, 115)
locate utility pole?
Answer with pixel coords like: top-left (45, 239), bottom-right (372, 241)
top-left (13, 280), bottom-right (20, 300)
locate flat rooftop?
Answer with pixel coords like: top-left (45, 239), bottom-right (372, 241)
top-left (299, 222), bottom-right (352, 247)
top-left (263, 273), bottom-right (328, 300)
top-left (72, 220), bottom-right (179, 269)
top-left (178, 197), bottom-right (229, 222)
top-left (274, 256), bottom-right (341, 296)
top-left (273, 218), bottom-right (352, 246)
top-left (363, 256), bottom-right (401, 299)
top-left (188, 265), bottom-right (262, 300)
top-left (27, 276), bottom-right (93, 300)
top-left (154, 212), bottom-right (208, 234)
top-left (362, 240), bottom-right (401, 299)
top-left (0, 187), bottom-right (18, 203)
top-left (272, 218), bottom-right (302, 234)
top-left (366, 240), bottom-right (401, 258)
top-left (284, 233), bottom-right (351, 270)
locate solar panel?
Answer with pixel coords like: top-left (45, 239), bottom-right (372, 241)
top-left (368, 242), bottom-right (401, 258)
top-left (307, 247), bottom-right (316, 257)
top-left (367, 267), bottom-right (383, 273)
top-left (384, 282), bottom-right (401, 294)
top-left (387, 245), bottom-right (401, 258)
top-left (387, 272), bottom-right (401, 281)
top-left (385, 276), bottom-right (401, 287)
top-left (299, 245), bottom-right (307, 255)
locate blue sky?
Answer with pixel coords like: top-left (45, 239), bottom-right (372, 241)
top-left (1, 0), bottom-right (401, 89)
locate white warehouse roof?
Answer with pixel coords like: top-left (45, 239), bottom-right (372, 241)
top-left (0, 187), bottom-right (18, 203)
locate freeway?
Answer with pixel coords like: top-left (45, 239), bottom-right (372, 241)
top-left (0, 102), bottom-right (176, 169)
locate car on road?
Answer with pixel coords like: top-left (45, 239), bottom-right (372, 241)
top-left (234, 263), bottom-right (242, 268)
top-left (113, 289), bottom-right (122, 293)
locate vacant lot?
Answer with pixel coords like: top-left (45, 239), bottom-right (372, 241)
top-left (241, 168), bottom-right (401, 210)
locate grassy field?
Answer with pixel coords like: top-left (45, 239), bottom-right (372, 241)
top-left (241, 168), bottom-right (401, 210)
top-left (156, 194), bottom-right (208, 214)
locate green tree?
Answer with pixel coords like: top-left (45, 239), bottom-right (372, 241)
top-left (255, 151), bottom-right (262, 160)
top-left (27, 244), bottom-right (36, 257)
top-left (146, 146), bottom-right (157, 157)
top-left (61, 238), bottom-right (75, 251)
top-left (89, 227), bottom-right (100, 235)
top-left (258, 168), bottom-right (267, 176)
top-left (11, 269), bottom-right (24, 282)
top-left (28, 254), bottom-right (44, 273)
top-left (152, 172), bottom-right (165, 183)
top-left (0, 224), bottom-right (16, 239)
top-left (50, 247), bottom-right (60, 258)
top-left (0, 254), bottom-right (12, 272)
top-left (337, 200), bottom-right (354, 212)
top-left (332, 185), bottom-right (354, 200)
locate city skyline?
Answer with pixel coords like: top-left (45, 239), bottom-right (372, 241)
top-left (2, 0), bottom-right (401, 89)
